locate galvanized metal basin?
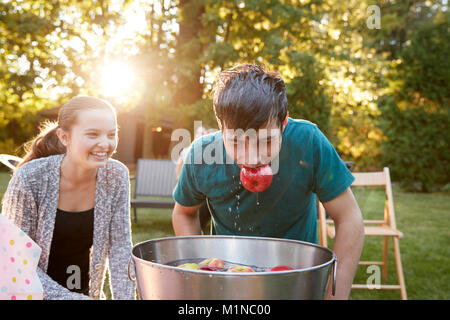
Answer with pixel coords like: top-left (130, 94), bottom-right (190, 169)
top-left (129, 235), bottom-right (337, 300)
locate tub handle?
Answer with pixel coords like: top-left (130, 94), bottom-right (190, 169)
top-left (332, 257), bottom-right (337, 296)
top-left (128, 257), bottom-right (136, 282)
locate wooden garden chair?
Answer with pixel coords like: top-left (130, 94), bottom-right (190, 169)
top-left (318, 167), bottom-right (407, 299)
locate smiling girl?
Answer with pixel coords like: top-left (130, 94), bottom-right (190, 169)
top-left (2, 96), bottom-right (135, 300)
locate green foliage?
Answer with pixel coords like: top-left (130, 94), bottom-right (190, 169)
top-left (163, 98), bottom-right (218, 136)
top-left (379, 95), bottom-right (449, 192)
top-left (0, 0), bottom-right (129, 152)
top-left (202, 0), bottom-right (336, 135)
top-left (366, 0), bottom-right (436, 59)
top-left (1, 0), bottom-right (448, 190)
top-left (378, 11), bottom-right (450, 192)
top-left (285, 53), bottom-right (331, 134)
top-left (400, 12), bottom-right (450, 104)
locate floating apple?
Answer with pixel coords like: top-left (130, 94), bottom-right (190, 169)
top-left (199, 258), bottom-right (225, 270)
top-left (178, 263), bottom-right (200, 270)
top-left (200, 267), bottom-right (217, 271)
top-left (240, 164), bottom-right (273, 193)
top-left (267, 265), bottom-right (294, 272)
top-left (227, 265), bottom-right (255, 273)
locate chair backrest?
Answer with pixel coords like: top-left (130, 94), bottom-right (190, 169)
top-left (352, 171), bottom-right (387, 186)
top-left (0, 154), bottom-right (23, 170)
top-left (351, 167), bottom-right (397, 229)
top-left (134, 159), bottom-right (177, 197)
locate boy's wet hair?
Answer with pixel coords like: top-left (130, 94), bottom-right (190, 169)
top-left (212, 63), bottom-right (288, 131)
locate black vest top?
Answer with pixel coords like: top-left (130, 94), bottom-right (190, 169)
top-left (47, 208), bottom-right (94, 295)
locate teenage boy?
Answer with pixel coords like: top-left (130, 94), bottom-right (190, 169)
top-left (172, 64), bottom-right (364, 299)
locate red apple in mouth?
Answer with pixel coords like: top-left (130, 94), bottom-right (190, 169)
top-left (226, 265), bottom-right (255, 273)
top-left (240, 164), bottom-right (273, 193)
top-left (267, 265), bottom-right (293, 272)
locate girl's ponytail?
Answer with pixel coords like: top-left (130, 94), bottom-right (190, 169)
top-left (15, 121), bottom-right (66, 171)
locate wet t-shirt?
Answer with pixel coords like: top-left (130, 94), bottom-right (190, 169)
top-left (173, 118), bottom-right (354, 243)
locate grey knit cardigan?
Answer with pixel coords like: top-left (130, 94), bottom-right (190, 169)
top-left (1, 154), bottom-right (136, 300)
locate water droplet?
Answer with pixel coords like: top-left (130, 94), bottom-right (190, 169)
top-left (228, 207), bottom-right (232, 212)
top-left (256, 192), bottom-right (260, 206)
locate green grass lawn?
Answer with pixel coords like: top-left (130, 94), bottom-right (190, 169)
top-left (0, 171), bottom-right (10, 196)
top-left (345, 187), bottom-right (450, 299)
top-left (1, 170), bottom-right (449, 299)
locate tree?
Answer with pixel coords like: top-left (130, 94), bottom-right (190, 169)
top-left (0, 0), bottom-right (130, 154)
top-left (3, 0), bottom-right (447, 189)
top-left (173, 0), bottom-right (205, 106)
top-left (379, 11), bottom-right (450, 191)
top-left (0, 1), bottom-right (63, 153)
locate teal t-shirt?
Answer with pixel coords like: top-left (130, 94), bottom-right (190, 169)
top-left (173, 118), bottom-right (354, 244)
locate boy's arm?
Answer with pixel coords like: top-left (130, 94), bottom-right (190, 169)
top-left (322, 187), bottom-right (364, 300)
top-left (172, 202), bottom-right (203, 236)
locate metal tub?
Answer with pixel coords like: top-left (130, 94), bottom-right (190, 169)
top-left (129, 235), bottom-right (336, 300)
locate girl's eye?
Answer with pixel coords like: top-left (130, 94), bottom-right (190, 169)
top-left (108, 134), bottom-right (116, 139)
top-left (87, 133), bottom-right (97, 137)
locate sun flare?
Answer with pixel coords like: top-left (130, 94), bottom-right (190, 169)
top-left (100, 61), bottom-right (135, 98)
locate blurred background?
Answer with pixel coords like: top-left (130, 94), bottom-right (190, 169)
top-left (0, 0), bottom-right (449, 192)
top-left (0, 0), bottom-right (449, 300)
